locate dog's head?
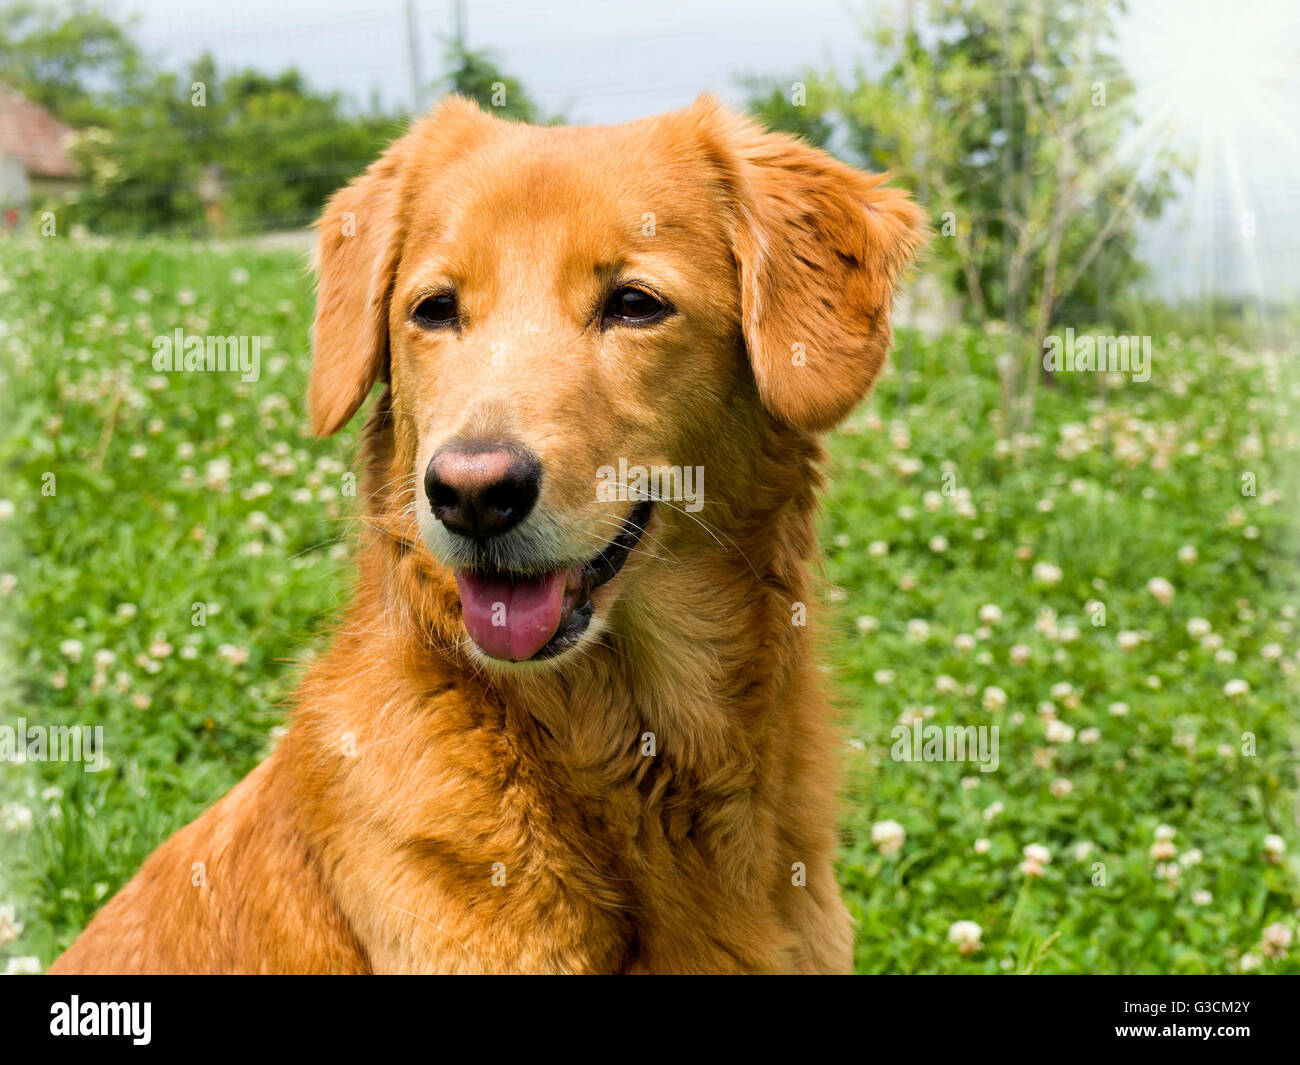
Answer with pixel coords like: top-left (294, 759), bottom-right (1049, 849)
top-left (310, 96), bottom-right (925, 667)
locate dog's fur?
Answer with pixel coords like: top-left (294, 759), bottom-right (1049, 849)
top-left (51, 96), bottom-right (925, 974)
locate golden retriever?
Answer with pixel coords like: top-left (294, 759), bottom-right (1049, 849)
top-left (51, 95), bottom-right (925, 974)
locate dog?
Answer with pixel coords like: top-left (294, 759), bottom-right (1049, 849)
top-left (51, 95), bottom-right (925, 974)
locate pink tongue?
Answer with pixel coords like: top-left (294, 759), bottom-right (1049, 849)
top-left (455, 569), bottom-right (568, 661)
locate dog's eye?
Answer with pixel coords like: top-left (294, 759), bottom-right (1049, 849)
top-left (603, 286), bottom-right (668, 326)
top-left (412, 293), bottom-right (458, 328)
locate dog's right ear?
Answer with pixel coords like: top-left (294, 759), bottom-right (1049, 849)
top-left (309, 97), bottom-right (494, 437)
top-left (308, 146), bottom-right (409, 438)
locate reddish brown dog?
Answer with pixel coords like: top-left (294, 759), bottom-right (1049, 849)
top-left (52, 96), bottom-right (924, 974)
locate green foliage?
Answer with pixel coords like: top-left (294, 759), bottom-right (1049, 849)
top-left (0, 0), bottom-right (141, 122)
top-left (63, 54), bottom-right (400, 235)
top-left (440, 41), bottom-right (550, 123)
top-left (741, 76), bottom-right (834, 149)
top-left (1, 240), bottom-right (1297, 973)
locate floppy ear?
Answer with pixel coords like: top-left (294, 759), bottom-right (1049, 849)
top-left (308, 97), bottom-right (495, 437)
top-left (703, 105), bottom-right (928, 432)
top-left (308, 146), bottom-right (410, 437)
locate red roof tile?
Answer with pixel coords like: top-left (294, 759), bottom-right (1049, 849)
top-left (0, 84), bottom-right (77, 179)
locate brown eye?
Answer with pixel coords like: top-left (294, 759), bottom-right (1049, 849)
top-left (413, 292), bottom-right (458, 328)
top-left (603, 286), bottom-right (668, 326)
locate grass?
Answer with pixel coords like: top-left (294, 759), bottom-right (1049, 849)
top-left (2, 238), bottom-right (1298, 974)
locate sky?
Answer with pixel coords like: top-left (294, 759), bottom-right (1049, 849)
top-left (119, 0), bottom-right (1300, 302)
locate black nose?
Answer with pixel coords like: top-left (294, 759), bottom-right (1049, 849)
top-left (425, 442), bottom-right (541, 540)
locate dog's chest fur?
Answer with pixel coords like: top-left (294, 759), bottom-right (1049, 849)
top-left (290, 619), bottom-right (826, 974)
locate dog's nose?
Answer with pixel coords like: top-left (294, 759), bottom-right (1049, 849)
top-left (425, 442), bottom-right (541, 540)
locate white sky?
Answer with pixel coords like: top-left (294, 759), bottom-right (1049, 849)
top-left (120, 0), bottom-right (1300, 302)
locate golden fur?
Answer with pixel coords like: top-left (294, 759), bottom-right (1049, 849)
top-left (52, 96), bottom-right (925, 974)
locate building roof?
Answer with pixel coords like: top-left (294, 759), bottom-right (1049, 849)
top-left (0, 84), bottom-right (77, 179)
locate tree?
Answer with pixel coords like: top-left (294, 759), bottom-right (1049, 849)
top-left (439, 41), bottom-right (548, 123)
top-left (0, 0), bottom-right (142, 122)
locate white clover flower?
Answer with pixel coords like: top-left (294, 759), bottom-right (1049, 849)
top-left (1192, 890), bottom-right (1212, 906)
top-left (977, 604), bottom-right (1002, 625)
top-left (0, 903), bottom-right (22, 945)
top-left (1179, 848), bottom-right (1203, 867)
top-left (872, 820), bottom-right (906, 854)
top-left (1032, 562), bottom-right (1062, 586)
top-left (4, 956), bottom-right (40, 975)
top-left (1049, 778), bottom-right (1073, 797)
top-left (906, 619), bottom-right (931, 642)
top-left (218, 644), bottom-right (250, 666)
top-left (1187, 618), bottom-right (1212, 638)
top-left (1261, 923), bottom-right (1292, 958)
top-left (868, 540), bottom-right (889, 558)
top-left (1045, 720), bottom-right (1075, 744)
top-left (983, 801), bottom-right (1004, 821)
top-left (1023, 843), bottom-right (1051, 865)
top-left (1263, 834), bottom-right (1286, 862)
top-left (2, 803), bottom-right (33, 831)
top-left (855, 615), bottom-right (879, 635)
top-left (1178, 545), bottom-right (1199, 565)
top-left (1078, 727), bottom-right (1101, 745)
top-left (1009, 644), bottom-right (1031, 666)
top-left (928, 535), bottom-right (949, 553)
top-left (1117, 630), bottom-right (1142, 651)
top-left (981, 686), bottom-right (1007, 712)
top-left (1239, 952), bottom-right (1263, 972)
top-left (1150, 841), bottom-right (1177, 861)
top-left (58, 638), bottom-right (84, 661)
top-left (1147, 577), bottom-right (1175, 604)
top-left (973, 838), bottom-right (991, 854)
top-left (1108, 701), bottom-right (1129, 717)
top-left (1260, 643), bottom-right (1283, 661)
top-left (1224, 679), bottom-right (1250, 698)
top-left (954, 633), bottom-right (976, 652)
top-left (874, 669), bottom-right (896, 685)
top-left (935, 674), bottom-right (960, 695)
top-left (1155, 824), bottom-right (1177, 842)
top-left (948, 920), bottom-right (983, 954)
top-left (1073, 841), bottom-right (1095, 861)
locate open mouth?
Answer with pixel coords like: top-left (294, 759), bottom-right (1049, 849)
top-left (452, 500), bottom-right (653, 662)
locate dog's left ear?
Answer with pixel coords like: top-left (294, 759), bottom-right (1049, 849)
top-left (699, 102), bottom-right (928, 432)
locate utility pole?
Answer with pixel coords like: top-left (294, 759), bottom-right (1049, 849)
top-left (453, 0), bottom-right (466, 52)
top-left (406, 0), bottom-right (424, 113)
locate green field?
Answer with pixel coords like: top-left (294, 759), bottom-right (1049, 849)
top-left (2, 239), bottom-right (1297, 973)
